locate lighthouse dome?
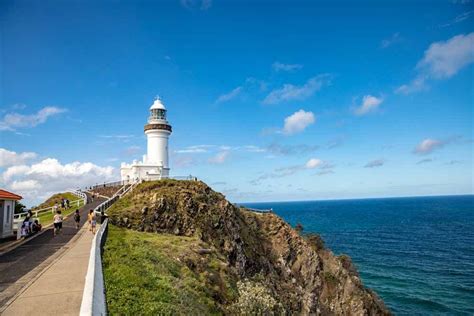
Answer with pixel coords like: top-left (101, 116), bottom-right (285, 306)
top-left (150, 97), bottom-right (166, 110)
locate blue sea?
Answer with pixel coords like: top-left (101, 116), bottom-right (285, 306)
top-left (242, 195), bottom-right (474, 315)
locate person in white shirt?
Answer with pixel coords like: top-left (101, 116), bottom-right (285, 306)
top-left (53, 210), bottom-right (63, 237)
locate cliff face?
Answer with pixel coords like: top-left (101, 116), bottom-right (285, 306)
top-left (107, 180), bottom-right (390, 315)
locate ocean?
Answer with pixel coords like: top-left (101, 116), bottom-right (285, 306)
top-left (242, 195), bottom-right (474, 315)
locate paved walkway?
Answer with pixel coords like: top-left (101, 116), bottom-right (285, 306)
top-left (0, 195), bottom-right (104, 311)
top-left (1, 225), bottom-right (97, 315)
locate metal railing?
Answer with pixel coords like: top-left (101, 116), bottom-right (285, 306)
top-left (86, 181), bottom-right (123, 191)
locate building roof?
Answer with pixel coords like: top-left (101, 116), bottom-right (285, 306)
top-left (150, 97), bottom-right (166, 110)
top-left (0, 189), bottom-right (22, 200)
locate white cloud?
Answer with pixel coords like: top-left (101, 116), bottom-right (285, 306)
top-left (0, 148), bottom-right (37, 167)
top-left (250, 157), bottom-right (330, 185)
top-left (175, 145), bottom-right (215, 154)
top-left (215, 87), bottom-right (242, 104)
top-left (440, 10), bottom-right (474, 28)
top-left (208, 151), bottom-right (229, 164)
top-left (417, 32), bottom-right (474, 79)
top-left (396, 32), bottom-right (474, 94)
top-left (1, 155), bottom-right (116, 206)
top-left (272, 62), bottom-right (303, 72)
top-left (354, 95), bottom-right (383, 115)
top-left (10, 180), bottom-right (40, 191)
top-left (305, 158), bottom-right (323, 169)
top-left (181, 0), bottom-right (212, 10)
top-left (263, 75), bottom-right (331, 105)
top-left (2, 165), bottom-right (30, 182)
top-left (381, 32), bottom-right (402, 48)
top-left (364, 159), bottom-right (386, 168)
top-left (413, 138), bottom-right (444, 155)
top-left (0, 106), bottom-right (66, 131)
top-left (282, 110), bottom-right (315, 135)
top-left (395, 76), bottom-right (427, 94)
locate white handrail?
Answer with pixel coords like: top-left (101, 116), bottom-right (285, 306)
top-left (80, 218), bottom-right (108, 316)
top-left (81, 184), bottom-right (125, 315)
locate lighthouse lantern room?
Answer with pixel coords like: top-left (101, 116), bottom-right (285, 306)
top-left (121, 97), bottom-right (172, 183)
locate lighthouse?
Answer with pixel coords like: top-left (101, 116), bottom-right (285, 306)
top-left (120, 97), bottom-right (172, 183)
top-left (145, 97), bottom-right (172, 175)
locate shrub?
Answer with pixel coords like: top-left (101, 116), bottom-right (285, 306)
top-left (229, 279), bottom-right (283, 315)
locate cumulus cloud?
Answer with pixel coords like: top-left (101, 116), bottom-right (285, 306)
top-left (413, 138), bottom-right (444, 155)
top-left (208, 151), bottom-right (229, 164)
top-left (0, 106), bottom-right (66, 131)
top-left (413, 136), bottom-right (467, 155)
top-left (1, 154), bottom-right (116, 206)
top-left (396, 32), bottom-right (474, 94)
top-left (263, 75), bottom-right (331, 105)
top-left (215, 87), bottom-right (242, 104)
top-left (354, 95), bottom-right (383, 115)
top-left (364, 159), bottom-right (386, 168)
top-left (305, 158), bottom-right (323, 169)
top-left (272, 62), bottom-right (303, 72)
top-left (381, 32), bottom-right (402, 48)
top-left (0, 148), bottom-right (37, 167)
top-left (282, 110), bottom-right (315, 135)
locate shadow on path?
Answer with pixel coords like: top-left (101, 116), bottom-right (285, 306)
top-left (0, 194), bottom-right (105, 307)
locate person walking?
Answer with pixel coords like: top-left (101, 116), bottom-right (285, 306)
top-left (53, 210), bottom-right (63, 237)
top-left (74, 209), bottom-right (81, 229)
top-left (88, 210), bottom-right (96, 234)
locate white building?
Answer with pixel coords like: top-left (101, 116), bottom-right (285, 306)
top-left (0, 189), bottom-right (22, 239)
top-left (121, 97), bottom-right (172, 183)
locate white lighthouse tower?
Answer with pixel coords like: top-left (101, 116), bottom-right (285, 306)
top-left (120, 97), bottom-right (172, 183)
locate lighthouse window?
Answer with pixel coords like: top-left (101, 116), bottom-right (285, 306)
top-left (151, 109), bottom-right (166, 120)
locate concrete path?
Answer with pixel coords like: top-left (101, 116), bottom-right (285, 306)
top-left (0, 195), bottom-right (104, 310)
top-left (1, 225), bottom-right (97, 315)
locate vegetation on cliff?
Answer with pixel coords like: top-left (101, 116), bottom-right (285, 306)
top-left (104, 180), bottom-right (390, 315)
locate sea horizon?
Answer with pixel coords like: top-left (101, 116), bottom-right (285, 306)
top-left (237, 193), bottom-right (474, 205)
top-left (242, 195), bottom-right (474, 315)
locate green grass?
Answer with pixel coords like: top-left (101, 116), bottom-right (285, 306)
top-left (36, 200), bottom-right (85, 226)
top-left (103, 225), bottom-right (231, 315)
top-left (33, 192), bottom-right (79, 209)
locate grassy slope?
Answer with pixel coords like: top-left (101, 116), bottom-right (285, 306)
top-left (33, 192), bottom-right (78, 209)
top-left (33, 192), bottom-right (84, 226)
top-left (103, 225), bottom-right (234, 315)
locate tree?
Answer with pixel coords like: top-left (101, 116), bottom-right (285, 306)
top-left (15, 202), bottom-right (26, 214)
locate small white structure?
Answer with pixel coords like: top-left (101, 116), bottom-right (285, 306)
top-left (0, 189), bottom-right (22, 239)
top-left (120, 97), bottom-right (172, 183)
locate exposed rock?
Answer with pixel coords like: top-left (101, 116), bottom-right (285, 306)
top-left (108, 180), bottom-right (390, 315)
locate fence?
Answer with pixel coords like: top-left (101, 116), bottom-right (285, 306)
top-left (90, 176), bottom-right (198, 189)
top-left (80, 179), bottom-right (129, 315)
top-left (13, 190), bottom-right (86, 231)
top-left (79, 218), bottom-right (109, 316)
top-left (86, 181), bottom-right (123, 191)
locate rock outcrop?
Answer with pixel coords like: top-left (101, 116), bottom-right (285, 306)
top-left (107, 180), bottom-right (390, 315)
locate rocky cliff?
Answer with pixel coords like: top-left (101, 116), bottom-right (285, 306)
top-left (107, 180), bottom-right (390, 315)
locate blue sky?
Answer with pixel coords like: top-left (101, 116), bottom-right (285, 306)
top-left (1, 0), bottom-right (473, 206)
